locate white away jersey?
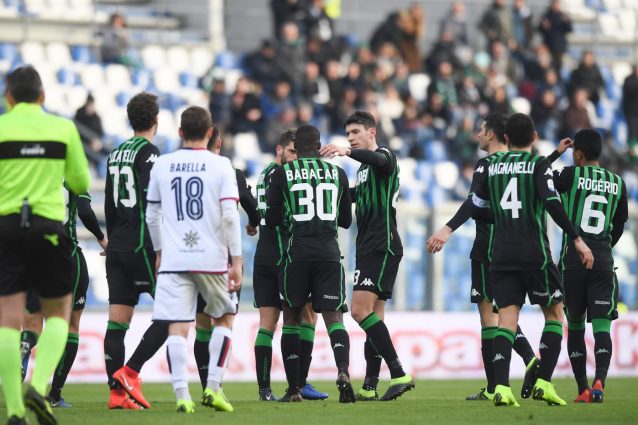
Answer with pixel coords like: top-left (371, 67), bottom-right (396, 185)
top-left (147, 148), bottom-right (239, 273)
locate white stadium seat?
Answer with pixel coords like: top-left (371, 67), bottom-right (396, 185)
top-left (21, 41), bottom-right (46, 65)
top-left (190, 46), bottom-right (214, 78)
top-left (166, 46), bottom-right (190, 73)
top-left (80, 63), bottom-right (106, 91)
top-left (46, 42), bottom-right (72, 70)
top-left (141, 45), bottom-right (167, 70)
top-left (233, 132), bottom-right (261, 161)
top-left (105, 64), bottom-right (133, 93)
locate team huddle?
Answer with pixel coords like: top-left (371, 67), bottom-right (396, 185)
top-left (428, 113), bottom-right (628, 406)
top-left (0, 65), bottom-right (629, 425)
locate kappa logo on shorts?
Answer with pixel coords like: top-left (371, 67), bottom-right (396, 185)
top-left (471, 289), bottom-right (481, 297)
top-left (76, 296), bottom-right (85, 305)
top-left (551, 290), bottom-right (562, 298)
top-left (594, 300), bottom-right (611, 305)
top-left (358, 278), bottom-right (374, 287)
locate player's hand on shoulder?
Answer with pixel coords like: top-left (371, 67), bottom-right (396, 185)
top-left (426, 226), bottom-right (452, 254)
top-left (573, 237), bottom-right (594, 269)
top-left (319, 144), bottom-right (351, 159)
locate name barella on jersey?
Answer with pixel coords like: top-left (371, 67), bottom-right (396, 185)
top-left (468, 152), bottom-right (505, 262)
top-left (474, 151), bottom-right (559, 271)
top-left (105, 137), bottom-right (159, 252)
top-left (554, 165), bottom-right (628, 270)
top-left (265, 157), bottom-right (351, 263)
top-left (354, 147), bottom-right (403, 256)
top-left (147, 148), bottom-right (239, 273)
top-left (254, 162), bottom-right (287, 266)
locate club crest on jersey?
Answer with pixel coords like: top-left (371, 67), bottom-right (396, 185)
top-left (183, 230), bottom-right (200, 248)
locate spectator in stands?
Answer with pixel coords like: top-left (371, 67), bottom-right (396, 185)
top-left (244, 39), bottom-right (282, 94)
top-left (276, 21), bottom-right (307, 92)
top-left (425, 29), bottom-right (461, 76)
top-left (489, 40), bottom-right (523, 84)
top-left (487, 85), bottom-right (511, 115)
top-left (458, 76), bottom-right (483, 109)
top-left (622, 65), bottom-right (638, 159)
top-left (370, 11), bottom-right (403, 54)
top-left (568, 50), bottom-right (605, 105)
top-left (324, 59), bottom-right (344, 131)
top-left (538, 0), bottom-right (572, 75)
top-left (531, 88), bottom-right (560, 142)
top-left (560, 88), bottom-right (592, 139)
top-left (270, 0), bottom-right (303, 40)
top-left (512, 0), bottom-right (533, 52)
top-left (74, 94), bottom-right (107, 172)
top-left (452, 160), bottom-right (475, 200)
top-left (538, 68), bottom-right (565, 101)
top-left (266, 105), bottom-right (297, 150)
top-left (300, 61), bottom-right (329, 106)
top-left (397, 3), bottom-right (425, 73)
top-left (478, 0), bottom-right (514, 50)
top-left (301, 0), bottom-right (334, 42)
top-left (209, 78), bottom-right (231, 132)
top-left (428, 61), bottom-right (459, 110)
top-left (100, 13), bottom-right (132, 65)
top-left (228, 77), bottom-right (264, 139)
top-left (262, 80), bottom-right (295, 121)
top-left (342, 61), bottom-right (364, 98)
top-left (439, 1), bottom-right (469, 46)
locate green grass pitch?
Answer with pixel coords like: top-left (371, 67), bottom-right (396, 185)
top-left (2, 378), bottom-right (637, 425)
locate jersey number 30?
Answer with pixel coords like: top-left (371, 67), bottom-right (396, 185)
top-left (291, 182), bottom-right (338, 222)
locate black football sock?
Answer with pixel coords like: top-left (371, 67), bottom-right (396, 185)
top-left (359, 313), bottom-right (404, 379)
top-left (327, 323), bottom-right (350, 375)
top-left (299, 323), bottom-right (315, 386)
top-left (104, 321), bottom-right (128, 389)
top-left (512, 325), bottom-right (536, 366)
top-left (126, 321), bottom-right (169, 373)
top-left (20, 330), bottom-right (38, 362)
top-left (49, 333), bottom-right (79, 400)
top-left (481, 327), bottom-right (497, 392)
top-left (567, 319), bottom-right (588, 393)
top-left (492, 328), bottom-right (515, 387)
top-left (254, 328), bottom-right (274, 390)
top-left (592, 318), bottom-right (612, 386)
top-left (363, 337), bottom-right (382, 390)
top-left (281, 325), bottom-right (300, 390)
top-left (537, 320), bottom-right (563, 382)
top-left (194, 327), bottom-right (213, 390)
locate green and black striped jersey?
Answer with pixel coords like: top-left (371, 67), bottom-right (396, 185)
top-left (473, 151), bottom-right (559, 271)
top-left (468, 151), bottom-right (506, 262)
top-left (105, 136), bottom-right (159, 252)
top-left (554, 165), bottom-right (628, 270)
top-left (265, 157), bottom-right (352, 262)
top-left (254, 162), bottom-right (287, 266)
top-left (354, 147), bottom-right (402, 256)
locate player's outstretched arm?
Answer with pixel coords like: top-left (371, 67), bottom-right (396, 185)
top-left (320, 144), bottom-right (393, 175)
top-left (427, 198), bottom-right (473, 254)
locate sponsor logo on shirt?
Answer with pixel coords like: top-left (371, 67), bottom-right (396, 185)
top-left (20, 144), bottom-right (45, 156)
top-left (183, 230), bottom-right (200, 248)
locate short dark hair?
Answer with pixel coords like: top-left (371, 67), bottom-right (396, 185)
top-left (6, 66), bottom-right (43, 103)
top-left (295, 124), bottom-right (320, 153)
top-left (483, 114), bottom-right (508, 144)
top-left (277, 128), bottom-right (296, 148)
top-left (573, 128), bottom-right (602, 161)
top-left (344, 110), bottom-right (376, 129)
top-left (180, 106), bottom-right (212, 141)
top-left (127, 92), bottom-right (159, 132)
top-left (206, 125), bottom-right (221, 150)
top-left (505, 113), bottom-right (535, 148)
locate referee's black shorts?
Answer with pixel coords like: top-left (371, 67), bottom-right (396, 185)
top-left (0, 214), bottom-right (72, 298)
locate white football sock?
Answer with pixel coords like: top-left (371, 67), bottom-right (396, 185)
top-left (207, 326), bottom-right (232, 391)
top-left (167, 335), bottom-right (191, 401)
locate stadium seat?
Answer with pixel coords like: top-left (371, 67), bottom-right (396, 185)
top-left (612, 62), bottom-right (632, 86)
top-left (131, 68), bottom-right (152, 91)
top-left (157, 108), bottom-right (178, 139)
top-left (46, 42), bottom-right (72, 70)
top-left (179, 71), bottom-right (198, 89)
top-left (166, 46), bottom-right (190, 73)
top-left (154, 68), bottom-right (180, 93)
top-left (0, 43), bottom-right (19, 73)
top-left (233, 132), bottom-right (262, 161)
top-left (20, 41), bottom-right (46, 65)
top-left (408, 73), bottom-right (430, 102)
top-left (56, 67), bottom-right (78, 85)
top-left (105, 64), bottom-right (133, 93)
top-left (424, 140), bottom-right (448, 162)
top-left (43, 83), bottom-right (67, 114)
top-left (433, 161), bottom-right (459, 190)
top-left (70, 45), bottom-right (94, 63)
top-left (328, 135), bottom-right (350, 148)
top-left (80, 63), bottom-right (106, 91)
top-left (190, 46), bottom-right (214, 78)
top-left (67, 85), bottom-right (88, 111)
top-left (511, 97), bottom-right (531, 115)
top-left (141, 44), bottom-right (167, 70)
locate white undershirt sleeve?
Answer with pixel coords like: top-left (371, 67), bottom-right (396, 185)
top-left (221, 199), bottom-right (241, 257)
top-left (146, 202), bottom-right (163, 251)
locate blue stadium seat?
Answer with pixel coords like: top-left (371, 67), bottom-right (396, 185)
top-left (424, 140), bottom-right (448, 162)
top-left (70, 45), bottom-right (94, 63)
top-left (214, 50), bottom-right (240, 70)
top-left (57, 68), bottom-right (78, 85)
top-left (0, 42), bottom-right (19, 63)
top-left (179, 71), bottom-right (198, 88)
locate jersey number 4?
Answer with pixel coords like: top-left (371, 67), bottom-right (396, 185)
top-left (109, 165), bottom-right (137, 208)
top-left (291, 182), bottom-right (338, 222)
top-left (500, 178), bottom-right (522, 218)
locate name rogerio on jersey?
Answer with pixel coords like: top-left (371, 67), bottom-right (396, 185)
top-left (488, 161), bottom-right (535, 176)
top-left (285, 167), bottom-right (339, 181)
top-left (577, 176), bottom-right (619, 195)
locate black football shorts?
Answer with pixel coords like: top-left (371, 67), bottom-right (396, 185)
top-left (471, 260), bottom-right (493, 304)
top-left (491, 264), bottom-right (563, 309)
top-left (253, 264), bottom-right (282, 309)
top-left (563, 269), bottom-right (618, 322)
top-left (106, 248), bottom-right (156, 306)
top-left (280, 260), bottom-right (346, 312)
top-left (352, 253), bottom-right (401, 301)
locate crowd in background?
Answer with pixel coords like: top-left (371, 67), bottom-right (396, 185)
top-left (202, 0), bottom-right (638, 201)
